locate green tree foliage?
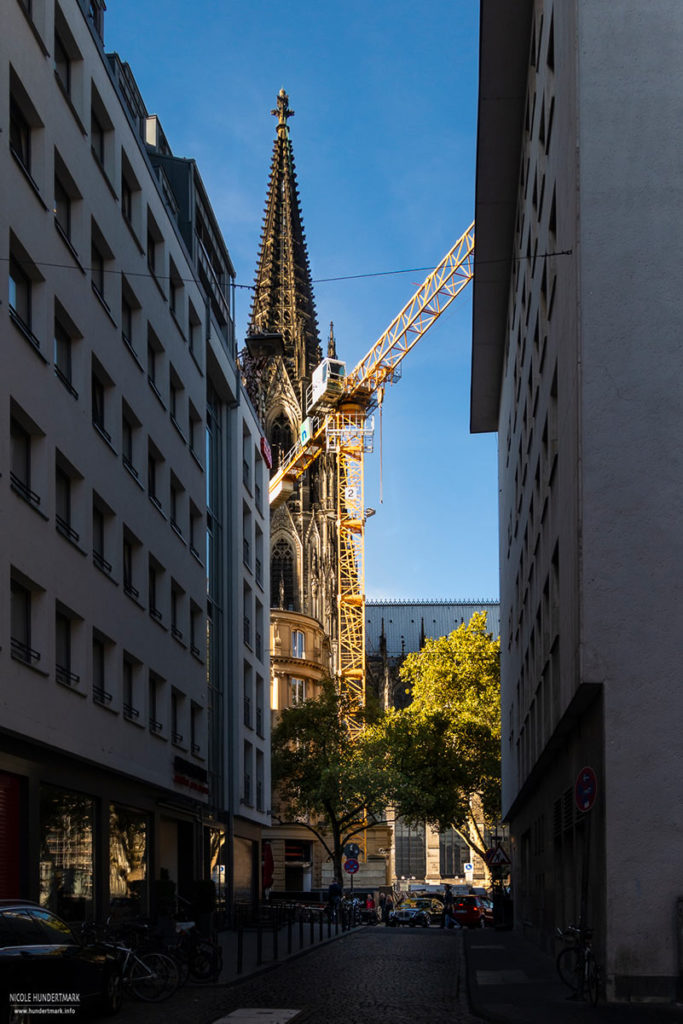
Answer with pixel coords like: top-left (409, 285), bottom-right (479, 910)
top-left (271, 679), bottom-right (391, 882)
top-left (379, 611), bottom-right (501, 858)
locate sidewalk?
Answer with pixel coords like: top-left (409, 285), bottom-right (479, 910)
top-left (465, 927), bottom-right (683, 1023)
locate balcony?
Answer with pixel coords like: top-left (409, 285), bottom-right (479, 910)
top-left (11, 637), bottom-right (41, 666)
top-left (56, 664), bottom-right (80, 689)
top-left (93, 685), bottom-right (112, 706)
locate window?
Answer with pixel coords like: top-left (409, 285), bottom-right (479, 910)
top-left (39, 786), bottom-right (94, 921)
top-left (290, 678), bottom-right (306, 705)
top-left (121, 404), bottom-right (139, 479)
top-left (169, 367), bottom-right (183, 428)
top-left (91, 239), bottom-right (104, 298)
top-left (123, 658), bottom-right (139, 721)
top-left (121, 296), bottom-right (132, 347)
top-left (54, 175), bottom-right (70, 238)
top-left (171, 689), bottom-right (183, 745)
top-left (171, 583), bottom-right (183, 641)
top-left (169, 261), bottom-right (182, 318)
top-left (243, 742), bottom-right (253, 804)
top-left (189, 503), bottom-right (202, 559)
top-left (292, 629), bottom-right (305, 659)
top-left (92, 635), bottom-right (111, 705)
top-left (54, 318), bottom-right (76, 397)
top-left (190, 702), bottom-right (201, 755)
top-left (55, 464), bottom-right (78, 543)
top-left (147, 445), bottom-right (162, 509)
top-left (91, 372), bottom-right (108, 439)
top-left (147, 326), bottom-right (164, 402)
top-left (9, 96), bottom-right (30, 171)
top-left (148, 562), bottom-right (160, 620)
top-left (256, 751), bottom-right (264, 811)
top-left (146, 209), bottom-right (163, 281)
top-left (92, 498), bottom-right (112, 574)
top-left (272, 539), bottom-right (295, 610)
top-left (11, 578), bottom-right (38, 665)
top-left (54, 31), bottom-right (70, 95)
top-left (10, 416), bottom-right (39, 506)
top-left (122, 530), bottom-right (139, 600)
top-left (256, 676), bottom-right (265, 736)
top-left (9, 254), bottom-right (31, 331)
top-left (121, 175), bottom-right (132, 223)
top-left (90, 108), bottom-right (104, 164)
top-left (55, 610), bottom-right (78, 688)
top-left (188, 302), bottom-right (200, 354)
top-left (149, 674), bottom-right (162, 733)
top-left (170, 475), bottom-right (184, 535)
top-left (190, 601), bottom-right (202, 659)
top-left (188, 403), bottom-right (201, 457)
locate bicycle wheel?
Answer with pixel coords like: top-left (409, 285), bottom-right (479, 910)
top-left (586, 957), bottom-right (600, 1006)
top-left (128, 952), bottom-right (180, 1002)
top-left (189, 941), bottom-right (222, 982)
top-left (556, 946), bottom-right (581, 991)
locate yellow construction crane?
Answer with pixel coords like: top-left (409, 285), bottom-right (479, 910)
top-left (269, 222), bottom-right (475, 736)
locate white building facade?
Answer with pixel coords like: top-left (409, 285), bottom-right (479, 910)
top-left (1, 0), bottom-right (269, 921)
top-left (472, 0), bottom-right (683, 1003)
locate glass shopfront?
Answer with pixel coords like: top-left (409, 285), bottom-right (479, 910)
top-left (39, 784), bottom-right (95, 921)
top-left (109, 803), bottom-right (149, 917)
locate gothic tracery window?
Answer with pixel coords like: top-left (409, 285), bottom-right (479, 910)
top-left (271, 538), bottom-right (295, 610)
top-left (270, 414), bottom-right (292, 475)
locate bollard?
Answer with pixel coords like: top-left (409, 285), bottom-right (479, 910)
top-left (299, 913), bottom-right (304, 950)
top-left (319, 909), bottom-right (323, 942)
top-left (237, 924), bottom-right (243, 975)
top-left (309, 912), bottom-right (314, 946)
top-left (256, 918), bottom-right (263, 966)
top-left (288, 914), bottom-right (293, 955)
top-left (273, 916), bottom-right (279, 961)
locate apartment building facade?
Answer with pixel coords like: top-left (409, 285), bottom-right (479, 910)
top-left (472, 0), bottom-right (683, 1002)
top-left (1, 0), bottom-right (269, 921)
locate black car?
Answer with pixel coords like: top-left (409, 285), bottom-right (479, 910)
top-left (0, 900), bottom-right (122, 1022)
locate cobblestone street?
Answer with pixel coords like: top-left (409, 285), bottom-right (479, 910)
top-left (109, 927), bottom-right (481, 1024)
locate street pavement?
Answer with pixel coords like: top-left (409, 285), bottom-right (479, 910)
top-left (106, 924), bottom-right (477, 1024)
top-left (93, 921), bottom-right (683, 1023)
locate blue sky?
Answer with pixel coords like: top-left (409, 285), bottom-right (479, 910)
top-left (105, 0), bottom-right (499, 601)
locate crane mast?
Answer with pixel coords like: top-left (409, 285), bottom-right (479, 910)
top-left (269, 222), bottom-right (475, 735)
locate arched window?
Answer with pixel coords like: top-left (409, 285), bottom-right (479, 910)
top-left (270, 415), bottom-right (292, 475)
top-left (271, 539), bottom-right (296, 610)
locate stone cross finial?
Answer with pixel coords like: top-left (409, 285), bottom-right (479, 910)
top-left (271, 89), bottom-right (295, 136)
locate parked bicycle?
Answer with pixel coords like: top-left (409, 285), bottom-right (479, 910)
top-left (81, 921), bottom-right (180, 1002)
top-left (556, 924), bottom-right (600, 1005)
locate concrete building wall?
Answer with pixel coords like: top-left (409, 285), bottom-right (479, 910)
top-left (473, 0), bottom-right (683, 1002)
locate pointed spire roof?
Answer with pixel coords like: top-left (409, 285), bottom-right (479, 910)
top-left (248, 89), bottom-right (322, 385)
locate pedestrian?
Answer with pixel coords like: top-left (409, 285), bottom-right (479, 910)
top-left (441, 885), bottom-right (455, 929)
top-left (365, 893), bottom-right (375, 910)
top-left (384, 892), bottom-right (394, 926)
top-left (327, 879), bottom-right (342, 922)
top-left (378, 892), bottom-right (386, 921)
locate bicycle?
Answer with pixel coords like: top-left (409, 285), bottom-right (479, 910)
top-left (81, 922), bottom-right (180, 1002)
top-left (556, 924), bottom-right (600, 1006)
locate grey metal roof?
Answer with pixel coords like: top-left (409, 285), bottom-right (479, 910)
top-left (366, 601), bottom-right (500, 658)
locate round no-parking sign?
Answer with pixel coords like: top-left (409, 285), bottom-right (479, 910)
top-left (575, 766), bottom-right (597, 812)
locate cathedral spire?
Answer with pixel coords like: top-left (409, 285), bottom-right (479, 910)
top-left (246, 89), bottom-right (321, 394)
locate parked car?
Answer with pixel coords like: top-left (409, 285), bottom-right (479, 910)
top-left (389, 898), bottom-right (432, 928)
top-left (452, 895), bottom-right (490, 929)
top-left (0, 900), bottom-right (122, 1023)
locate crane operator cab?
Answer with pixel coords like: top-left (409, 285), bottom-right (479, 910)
top-left (307, 358), bottom-right (346, 415)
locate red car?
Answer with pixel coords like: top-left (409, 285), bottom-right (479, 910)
top-left (452, 895), bottom-right (490, 928)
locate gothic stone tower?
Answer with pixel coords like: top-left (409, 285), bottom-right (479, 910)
top-left (242, 88), bottom-right (338, 684)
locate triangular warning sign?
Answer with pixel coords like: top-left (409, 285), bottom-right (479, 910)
top-left (489, 843), bottom-right (511, 866)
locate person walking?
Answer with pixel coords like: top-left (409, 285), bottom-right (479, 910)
top-left (384, 892), bottom-right (394, 926)
top-left (441, 885), bottom-right (455, 929)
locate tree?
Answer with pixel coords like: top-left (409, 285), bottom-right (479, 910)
top-left (270, 679), bottom-right (391, 883)
top-left (378, 611), bottom-right (501, 859)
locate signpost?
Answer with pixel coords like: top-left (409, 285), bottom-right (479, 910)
top-left (575, 766), bottom-right (598, 931)
top-left (343, 855), bottom-right (359, 894)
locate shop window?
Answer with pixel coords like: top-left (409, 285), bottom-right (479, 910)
top-left (39, 785), bottom-right (94, 921)
top-left (109, 804), bottom-right (148, 914)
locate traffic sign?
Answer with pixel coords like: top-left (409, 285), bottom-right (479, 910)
top-left (575, 766), bottom-right (598, 812)
top-left (344, 842), bottom-right (360, 858)
top-left (343, 857), bottom-right (359, 874)
top-left (488, 844), bottom-right (511, 866)
top-left (464, 862), bottom-right (474, 872)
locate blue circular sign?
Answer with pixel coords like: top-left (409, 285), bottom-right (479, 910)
top-left (343, 857), bottom-right (359, 874)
